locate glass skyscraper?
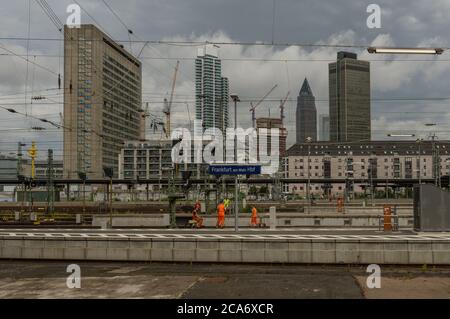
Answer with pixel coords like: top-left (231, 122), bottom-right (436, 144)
top-left (195, 45), bottom-right (229, 134)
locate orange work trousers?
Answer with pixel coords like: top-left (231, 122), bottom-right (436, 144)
top-left (217, 214), bottom-right (225, 228)
top-left (251, 216), bottom-right (258, 226)
top-left (193, 214), bottom-right (203, 228)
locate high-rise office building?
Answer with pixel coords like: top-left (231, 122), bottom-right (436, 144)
top-left (296, 78), bottom-right (317, 143)
top-left (329, 52), bottom-right (371, 142)
top-left (63, 24), bottom-right (142, 179)
top-left (195, 45), bottom-right (229, 133)
top-left (319, 114), bottom-right (330, 141)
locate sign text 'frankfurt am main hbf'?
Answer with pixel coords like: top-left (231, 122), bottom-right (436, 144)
top-left (208, 165), bottom-right (262, 175)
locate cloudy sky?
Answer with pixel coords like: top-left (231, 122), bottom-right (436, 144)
top-left (1, 0), bottom-right (450, 159)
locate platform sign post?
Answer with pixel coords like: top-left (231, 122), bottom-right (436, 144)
top-left (209, 164), bottom-right (261, 231)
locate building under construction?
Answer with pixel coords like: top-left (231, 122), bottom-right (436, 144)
top-left (256, 117), bottom-right (287, 159)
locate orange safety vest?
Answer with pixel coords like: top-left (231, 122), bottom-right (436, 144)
top-left (251, 207), bottom-right (257, 217)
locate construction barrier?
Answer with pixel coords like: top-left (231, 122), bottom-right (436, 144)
top-left (383, 205), bottom-right (392, 231)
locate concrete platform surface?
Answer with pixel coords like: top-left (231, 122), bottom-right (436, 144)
top-left (0, 228), bottom-right (449, 240)
top-left (1, 228), bottom-right (449, 265)
top-left (0, 261), bottom-right (449, 299)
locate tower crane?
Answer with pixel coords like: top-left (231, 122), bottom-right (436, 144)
top-left (163, 60), bottom-right (180, 138)
top-left (279, 91), bottom-right (290, 127)
top-left (249, 84), bottom-right (278, 128)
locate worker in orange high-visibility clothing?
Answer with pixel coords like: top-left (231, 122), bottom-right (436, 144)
top-left (250, 206), bottom-right (258, 227)
top-left (192, 200), bottom-right (203, 228)
top-left (216, 200), bottom-right (226, 229)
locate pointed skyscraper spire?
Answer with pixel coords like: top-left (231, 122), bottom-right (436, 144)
top-left (296, 77), bottom-right (317, 143)
top-left (300, 78), bottom-right (313, 96)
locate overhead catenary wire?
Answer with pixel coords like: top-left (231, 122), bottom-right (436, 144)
top-left (1, 36), bottom-right (449, 50)
top-left (1, 5), bottom-right (449, 151)
top-left (0, 104), bottom-right (71, 131)
top-left (72, 0), bottom-right (115, 40)
top-left (0, 43), bottom-right (59, 76)
top-left (24, 0), bottom-right (32, 116)
top-left (101, 0), bottom-right (133, 53)
top-left (35, 0), bottom-right (64, 32)
top-left (2, 53), bottom-right (450, 63)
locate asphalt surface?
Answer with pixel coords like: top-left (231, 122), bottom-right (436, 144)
top-left (0, 261), bottom-right (449, 298)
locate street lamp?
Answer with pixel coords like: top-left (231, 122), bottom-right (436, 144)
top-left (416, 138), bottom-right (424, 185)
top-left (103, 167), bottom-right (114, 228)
top-left (78, 171), bottom-right (87, 214)
top-left (367, 47), bottom-right (444, 55)
top-left (424, 124), bottom-right (440, 186)
top-left (305, 137), bottom-right (312, 207)
top-left (230, 94), bottom-right (240, 232)
top-left (368, 153), bottom-right (376, 206)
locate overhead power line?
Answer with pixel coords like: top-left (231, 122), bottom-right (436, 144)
top-left (0, 43), bottom-right (58, 76)
top-left (35, 0), bottom-right (64, 32)
top-left (2, 36), bottom-right (449, 50)
top-left (0, 104), bottom-right (71, 131)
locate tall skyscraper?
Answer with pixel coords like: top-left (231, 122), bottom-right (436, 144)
top-left (63, 24), bottom-right (142, 179)
top-left (329, 51), bottom-right (371, 142)
top-left (296, 78), bottom-right (317, 143)
top-left (195, 45), bottom-right (229, 133)
top-left (319, 114), bottom-right (330, 141)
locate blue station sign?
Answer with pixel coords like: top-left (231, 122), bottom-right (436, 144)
top-left (208, 165), bottom-right (261, 175)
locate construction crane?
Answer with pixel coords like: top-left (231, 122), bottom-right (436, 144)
top-left (249, 84), bottom-right (278, 128)
top-left (279, 91), bottom-right (290, 127)
top-left (163, 60), bottom-right (180, 138)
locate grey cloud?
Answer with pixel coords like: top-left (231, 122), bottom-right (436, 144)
top-left (1, 0), bottom-right (450, 155)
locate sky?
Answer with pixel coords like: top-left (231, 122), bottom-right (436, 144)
top-left (1, 0), bottom-right (450, 160)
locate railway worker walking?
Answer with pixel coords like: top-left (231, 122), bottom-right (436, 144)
top-left (192, 200), bottom-right (203, 228)
top-left (223, 198), bottom-right (231, 213)
top-left (250, 206), bottom-right (258, 227)
top-left (216, 199), bottom-right (226, 229)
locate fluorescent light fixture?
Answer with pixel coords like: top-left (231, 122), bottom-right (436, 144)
top-left (367, 47), bottom-right (444, 55)
top-left (387, 134), bottom-right (416, 137)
